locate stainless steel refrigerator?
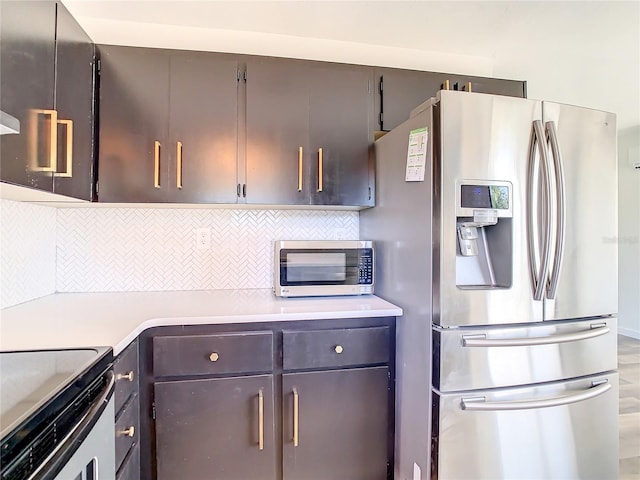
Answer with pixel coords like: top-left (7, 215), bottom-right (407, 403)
top-left (360, 90), bottom-right (619, 480)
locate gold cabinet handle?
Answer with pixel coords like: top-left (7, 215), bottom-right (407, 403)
top-left (298, 147), bottom-right (303, 192)
top-left (258, 389), bottom-right (264, 450)
top-left (116, 370), bottom-right (134, 382)
top-left (54, 119), bottom-right (73, 178)
top-left (176, 141), bottom-right (183, 189)
top-left (293, 387), bottom-right (299, 447)
top-left (209, 352), bottom-right (219, 362)
top-left (317, 147), bottom-right (323, 192)
top-left (334, 345), bottom-right (344, 354)
top-left (154, 140), bottom-right (161, 188)
top-left (120, 426), bottom-right (135, 438)
top-left (30, 109), bottom-right (58, 172)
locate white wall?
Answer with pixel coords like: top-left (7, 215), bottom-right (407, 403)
top-left (618, 127), bottom-right (640, 338)
top-left (0, 200), bottom-right (57, 308)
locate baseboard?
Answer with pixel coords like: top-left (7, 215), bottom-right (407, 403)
top-left (618, 326), bottom-right (640, 339)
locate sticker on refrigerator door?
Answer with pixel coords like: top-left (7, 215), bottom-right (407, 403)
top-left (406, 127), bottom-right (428, 182)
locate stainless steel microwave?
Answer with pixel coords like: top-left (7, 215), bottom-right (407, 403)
top-left (274, 240), bottom-right (374, 297)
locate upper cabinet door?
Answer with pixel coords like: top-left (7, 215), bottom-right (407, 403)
top-left (98, 46), bottom-right (170, 202)
top-left (168, 53), bottom-right (239, 203)
top-left (308, 65), bottom-right (374, 207)
top-left (53, 2), bottom-right (96, 201)
top-left (245, 58), bottom-right (311, 205)
top-left (0, 0), bottom-right (56, 192)
top-left (375, 67), bottom-right (527, 132)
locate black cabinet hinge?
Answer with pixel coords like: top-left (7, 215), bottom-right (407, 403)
top-left (379, 76), bottom-right (384, 93)
top-left (152, 402), bottom-right (156, 420)
top-left (96, 58), bottom-right (101, 74)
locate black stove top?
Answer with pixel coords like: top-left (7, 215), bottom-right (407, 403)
top-left (0, 347), bottom-right (113, 479)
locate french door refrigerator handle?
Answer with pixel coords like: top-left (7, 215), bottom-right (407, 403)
top-left (461, 381), bottom-right (611, 411)
top-left (545, 121), bottom-right (566, 300)
top-left (528, 120), bottom-right (552, 301)
top-left (462, 324), bottom-right (610, 347)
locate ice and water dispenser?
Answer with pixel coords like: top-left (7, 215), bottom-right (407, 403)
top-left (455, 180), bottom-right (513, 288)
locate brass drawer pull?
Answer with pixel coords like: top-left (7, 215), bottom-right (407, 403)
top-left (298, 146), bottom-right (303, 192)
top-left (116, 370), bottom-right (134, 382)
top-left (258, 390), bottom-right (264, 450)
top-left (317, 147), bottom-right (323, 192)
top-left (176, 141), bottom-right (183, 189)
top-left (154, 140), bottom-right (161, 188)
top-left (209, 352), bottom-right (220, 362)
top-left (293, 387), bottom-right (299, 447)
top-left (120, 426), bottom-right (135, 437)
top-left (53, 119), bottom-right (73, 178)
top-left (334, 345), bottom-right (344, 354)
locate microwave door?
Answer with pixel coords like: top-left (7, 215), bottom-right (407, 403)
top-left (286, 252), bottom-right (348, 283)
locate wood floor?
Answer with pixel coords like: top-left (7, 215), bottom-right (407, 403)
top-left (619, 334), bottom-right (640, 479)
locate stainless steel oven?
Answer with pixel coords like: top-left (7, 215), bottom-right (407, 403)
top-left (274, 240), bottom-right (374, 297)
top-left (0, 347), bottom-right (115, 480)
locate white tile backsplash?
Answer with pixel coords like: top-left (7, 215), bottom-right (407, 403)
top-left (56, 207), bottom-right (359, 292)
top-left (0, 199), bottom-right (57, 308)
top-left (0, 200), bottom-right (358, 300)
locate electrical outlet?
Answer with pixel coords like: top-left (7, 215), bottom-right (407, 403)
top-left (334, 228), bottom-right (348, 240)
top-left (195, 228), bottom-right (211, 250)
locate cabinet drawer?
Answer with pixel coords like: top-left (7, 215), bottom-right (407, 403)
top-left (283, 327), bottom-right (390, 370)
top-left (116, 442), bottom-right (140, 480)
top-left (153, 331), bottom-right (273, 377)
top-left (114, 340), bottom-right (139, 414)
top-left (115, 395), bottom-right (139, 471)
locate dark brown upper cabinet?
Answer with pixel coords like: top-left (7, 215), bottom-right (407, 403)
top-left (0, 0), bottom-right (96, 200)
top-left (98, 46), bottom-right (239, 203)
top-left (374, 67), bottom-right (527, 132)
top-left (244, 57), bottom-right (374, 207)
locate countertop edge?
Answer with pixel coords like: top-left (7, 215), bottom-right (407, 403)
top-left (0, 290), bottom-right (403, 356)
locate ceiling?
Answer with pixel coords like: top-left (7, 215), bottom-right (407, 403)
top-left (61, 0), bottom-right (638, 59)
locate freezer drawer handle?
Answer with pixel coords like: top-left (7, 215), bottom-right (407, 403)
top-left (461, 381), bottom-right (611, 411)
top-left (462, 324), bottom-right (609, 347)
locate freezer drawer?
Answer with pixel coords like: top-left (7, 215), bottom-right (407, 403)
top-left (431, 372), bottom-right (619, 480)
top-left (433, 317), bottom-right (617, 391)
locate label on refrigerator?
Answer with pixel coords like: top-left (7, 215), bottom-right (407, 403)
top-left (405, 127), bottom-right (428, 182)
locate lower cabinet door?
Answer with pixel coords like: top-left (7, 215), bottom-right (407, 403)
top-left (155, 374), bottom-right (276, 480)
top-left (282, 366), bottom-right (390, 480)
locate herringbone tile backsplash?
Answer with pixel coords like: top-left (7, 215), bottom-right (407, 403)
top-left (56, 207), bottom-right (358, 292)
top-left (1, 200), bottom-right (57, 308)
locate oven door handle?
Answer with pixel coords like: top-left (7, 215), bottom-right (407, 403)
top-left (31, 370), bottom-right (115, 480)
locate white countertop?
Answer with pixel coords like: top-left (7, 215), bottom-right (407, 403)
top-left (0, 290), bottom-right (402, 355)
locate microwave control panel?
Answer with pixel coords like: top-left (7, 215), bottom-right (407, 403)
top-left (358, 249), bottom-right (374, 285)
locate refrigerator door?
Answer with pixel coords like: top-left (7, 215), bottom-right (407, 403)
top-left (432, 373), bottom-right (619, 480)
top-left (542, 102), bottom-right (618, 321)
top-left (437, 91), bottom-right (543, 326)
top-left (433, 317), bottom-right (617, 391)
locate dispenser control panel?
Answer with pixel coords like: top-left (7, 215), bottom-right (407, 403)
top-left (456, 180), bottom-right (513, 219)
